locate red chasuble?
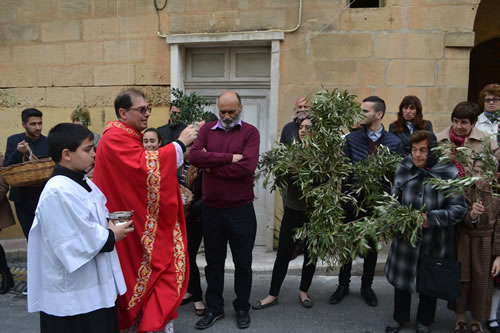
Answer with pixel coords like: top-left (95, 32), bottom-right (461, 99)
top-left (93, 121), bottom-right (188, 332)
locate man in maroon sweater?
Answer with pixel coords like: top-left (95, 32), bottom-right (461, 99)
top-left (189, 91), bottom-right (260, 330)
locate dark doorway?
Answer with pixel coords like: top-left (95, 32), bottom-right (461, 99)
top-left (467, 38), bottom-right (500, 103)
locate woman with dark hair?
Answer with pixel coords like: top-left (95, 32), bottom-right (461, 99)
top-left (142, 128), bottom-right (164, 151)
top-left (389, 96), bottom-right (433, 155)
top-left (253, 117), bottom-right (317, 310)
top-left (384, 130), bottom-right (467, 333)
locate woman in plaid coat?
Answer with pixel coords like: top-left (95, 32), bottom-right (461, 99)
top-left (384, 130), bottom-right (467, 333)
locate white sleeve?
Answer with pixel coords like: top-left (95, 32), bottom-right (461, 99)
top-left (172, 141), bottom-right (184, 168)
top-left (37, 189), bottom-right (110, 274)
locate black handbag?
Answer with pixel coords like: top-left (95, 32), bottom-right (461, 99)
top-left (416, 220), bottom-right (461, 302)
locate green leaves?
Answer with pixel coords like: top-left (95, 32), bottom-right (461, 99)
top-left (259, 88), bottom-right (413, 268)
top-left (429, 137), bottom-right (500, 197)
top-left (170, 88), bottom-right (213, 125)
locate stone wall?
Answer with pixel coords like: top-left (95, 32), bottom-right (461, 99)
top-left (1, 0), bottom-right (495, 239)
top-left (0, 0), bottom-right (173, 155)
top-left (169, 0), bottom-right (481, 132)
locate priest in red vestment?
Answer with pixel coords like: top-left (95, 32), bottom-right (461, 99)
top-left (93, 88), bottom-right (198, 332)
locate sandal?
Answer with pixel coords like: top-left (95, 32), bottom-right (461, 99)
top-left (471, 322), bottom-right (483, 333)
top-left (454, 322), bottom-right (467, 333)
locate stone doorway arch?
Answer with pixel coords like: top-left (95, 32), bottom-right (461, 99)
top-left (467, 0), bottom-right (500, 103)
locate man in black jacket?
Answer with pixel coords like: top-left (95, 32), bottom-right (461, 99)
top-left (329, 96), bottom-right (403, 307)
top-left (3, 108), bottom-right (49, 240)
top-left (157, 104), bottom-right (186, 145)
top-left (280, 97), bottom-right (310, 145)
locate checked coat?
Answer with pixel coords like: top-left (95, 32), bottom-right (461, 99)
top-left (385, 155), bottom-right (467, 293)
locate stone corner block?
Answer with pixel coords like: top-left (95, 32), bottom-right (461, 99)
top-left (445, 32), bottom-right (475, 48)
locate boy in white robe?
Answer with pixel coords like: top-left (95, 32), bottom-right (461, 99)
top-left (27, 123), bottom-right (134, 333)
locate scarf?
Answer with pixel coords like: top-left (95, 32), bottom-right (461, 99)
top-left (484, 111), bottom-right (498, 124)
top-left (405, 121), bottom-right (414, 134)
top-left (448, 127), bottom-right (466, 177)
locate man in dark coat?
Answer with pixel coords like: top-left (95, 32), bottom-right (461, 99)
top-left (158, 105), bottom-right (187, 145)
top-left (384, 130), bottom-right (466, 333)
top-left (280, 97), bottom-right (310, 145)
top-left (3, 108), bottom-right (48, 240)
top-left (329, 96), bottom-right (404, 307)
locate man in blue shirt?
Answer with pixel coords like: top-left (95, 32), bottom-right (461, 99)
top-left (3, 108), bottom-right (49, 240)
top-left (329, 96), bottom-right (403, 308)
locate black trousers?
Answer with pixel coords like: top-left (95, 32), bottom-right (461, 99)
top-left (338, 238), bottom-right (377, 288)
top-left (393, 287), bottom-right (437, 326)
top-left (186, 213), bottom-right (203, 302)
top-left (202, 203), bottom-right (257, 313)
top-left (40, 306), bottom-right (119, 333)
top-left (14, 199), bottom-right (39, 240)
top-left (269, 207), bottom-right (316, 296)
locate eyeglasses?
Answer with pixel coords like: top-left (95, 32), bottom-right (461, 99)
top-left (128, 106), bottom-right (152, 114)
top-left (484, 98), bottom-right (500, 104)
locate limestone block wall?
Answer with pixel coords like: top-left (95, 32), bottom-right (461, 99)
top-left (0, 0), bottom-right (173, 155)
top-left (0, 0), bottom-right (490, 238)
top-left (169, 0), bottom-right (480, 132)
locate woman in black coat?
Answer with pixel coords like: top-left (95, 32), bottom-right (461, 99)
top-left (389, 96), bottom-right (433, 156)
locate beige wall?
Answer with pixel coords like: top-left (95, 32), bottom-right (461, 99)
top-left (1, 0), bottom-right (496, 239)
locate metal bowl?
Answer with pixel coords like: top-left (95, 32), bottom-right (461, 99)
top-left (108, 210), bottom-right (134, 220)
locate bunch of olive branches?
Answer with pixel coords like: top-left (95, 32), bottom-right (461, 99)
top-left (426, 137), bottom-right (500, 197)
top-left (258, 89), bottom-right (424, 268)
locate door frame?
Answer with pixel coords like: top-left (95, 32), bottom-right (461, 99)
top-left (166, 32), bottom-right (284, 249)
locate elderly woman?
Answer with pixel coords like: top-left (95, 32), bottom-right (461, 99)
top-left (448, 160), bottom-right (500, 333)
top-left (253, 117), bottom-right (317, 310)
top-left (389, 96), bottom-right (433, 156)
top-left (384, 131), bottom-right (467, 333)
top-left (475, 83), bottom-right (500, 144)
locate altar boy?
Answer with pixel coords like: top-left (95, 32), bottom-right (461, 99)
top-left (27, 123), bottom-right (134, 333)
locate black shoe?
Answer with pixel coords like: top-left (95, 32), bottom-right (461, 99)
top-left (385, 321), bottom-right (402, 333)
top-left (329, 285), bottom-right (349, 304)
top-left (360, 286), bottom-right (378, 307)
top-left (195, 312), bottom-right (224, 330)
top-left (0, 269), bottom-right (14, 295)
top-left (236, 310), bottom-right (251, 329)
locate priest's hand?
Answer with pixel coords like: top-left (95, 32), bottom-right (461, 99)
top-left (178, 125), bottom-right (198, 147)
top-left (108, 220), bottom-right (134, 242)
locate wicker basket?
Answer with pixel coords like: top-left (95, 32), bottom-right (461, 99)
top-left (0, 156), bottom-right (54, 187)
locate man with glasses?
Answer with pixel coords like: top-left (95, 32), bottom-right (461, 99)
top-left (476, 83), bottom-right (500, 144)
top-left (93, 88), bottom-right (198, 332)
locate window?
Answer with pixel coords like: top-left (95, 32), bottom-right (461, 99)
top-left (186, 47), bottom-right (271, 82)
top-left (349, 0), bottom-right (383, 8)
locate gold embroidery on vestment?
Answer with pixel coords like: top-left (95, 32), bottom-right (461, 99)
top-left (127, 150), bottom-right (160, 309)
top-left (106, 121), bottom-right (142, 139)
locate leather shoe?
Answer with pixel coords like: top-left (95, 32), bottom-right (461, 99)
top-left (360, 286), bottom-right (378, 307)
top-left (236, 310), bottom-right (251, 329)
top-left (195, 312), bottom-right (224, 330)
top-left (329, 285), bottom-right (349, 304)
